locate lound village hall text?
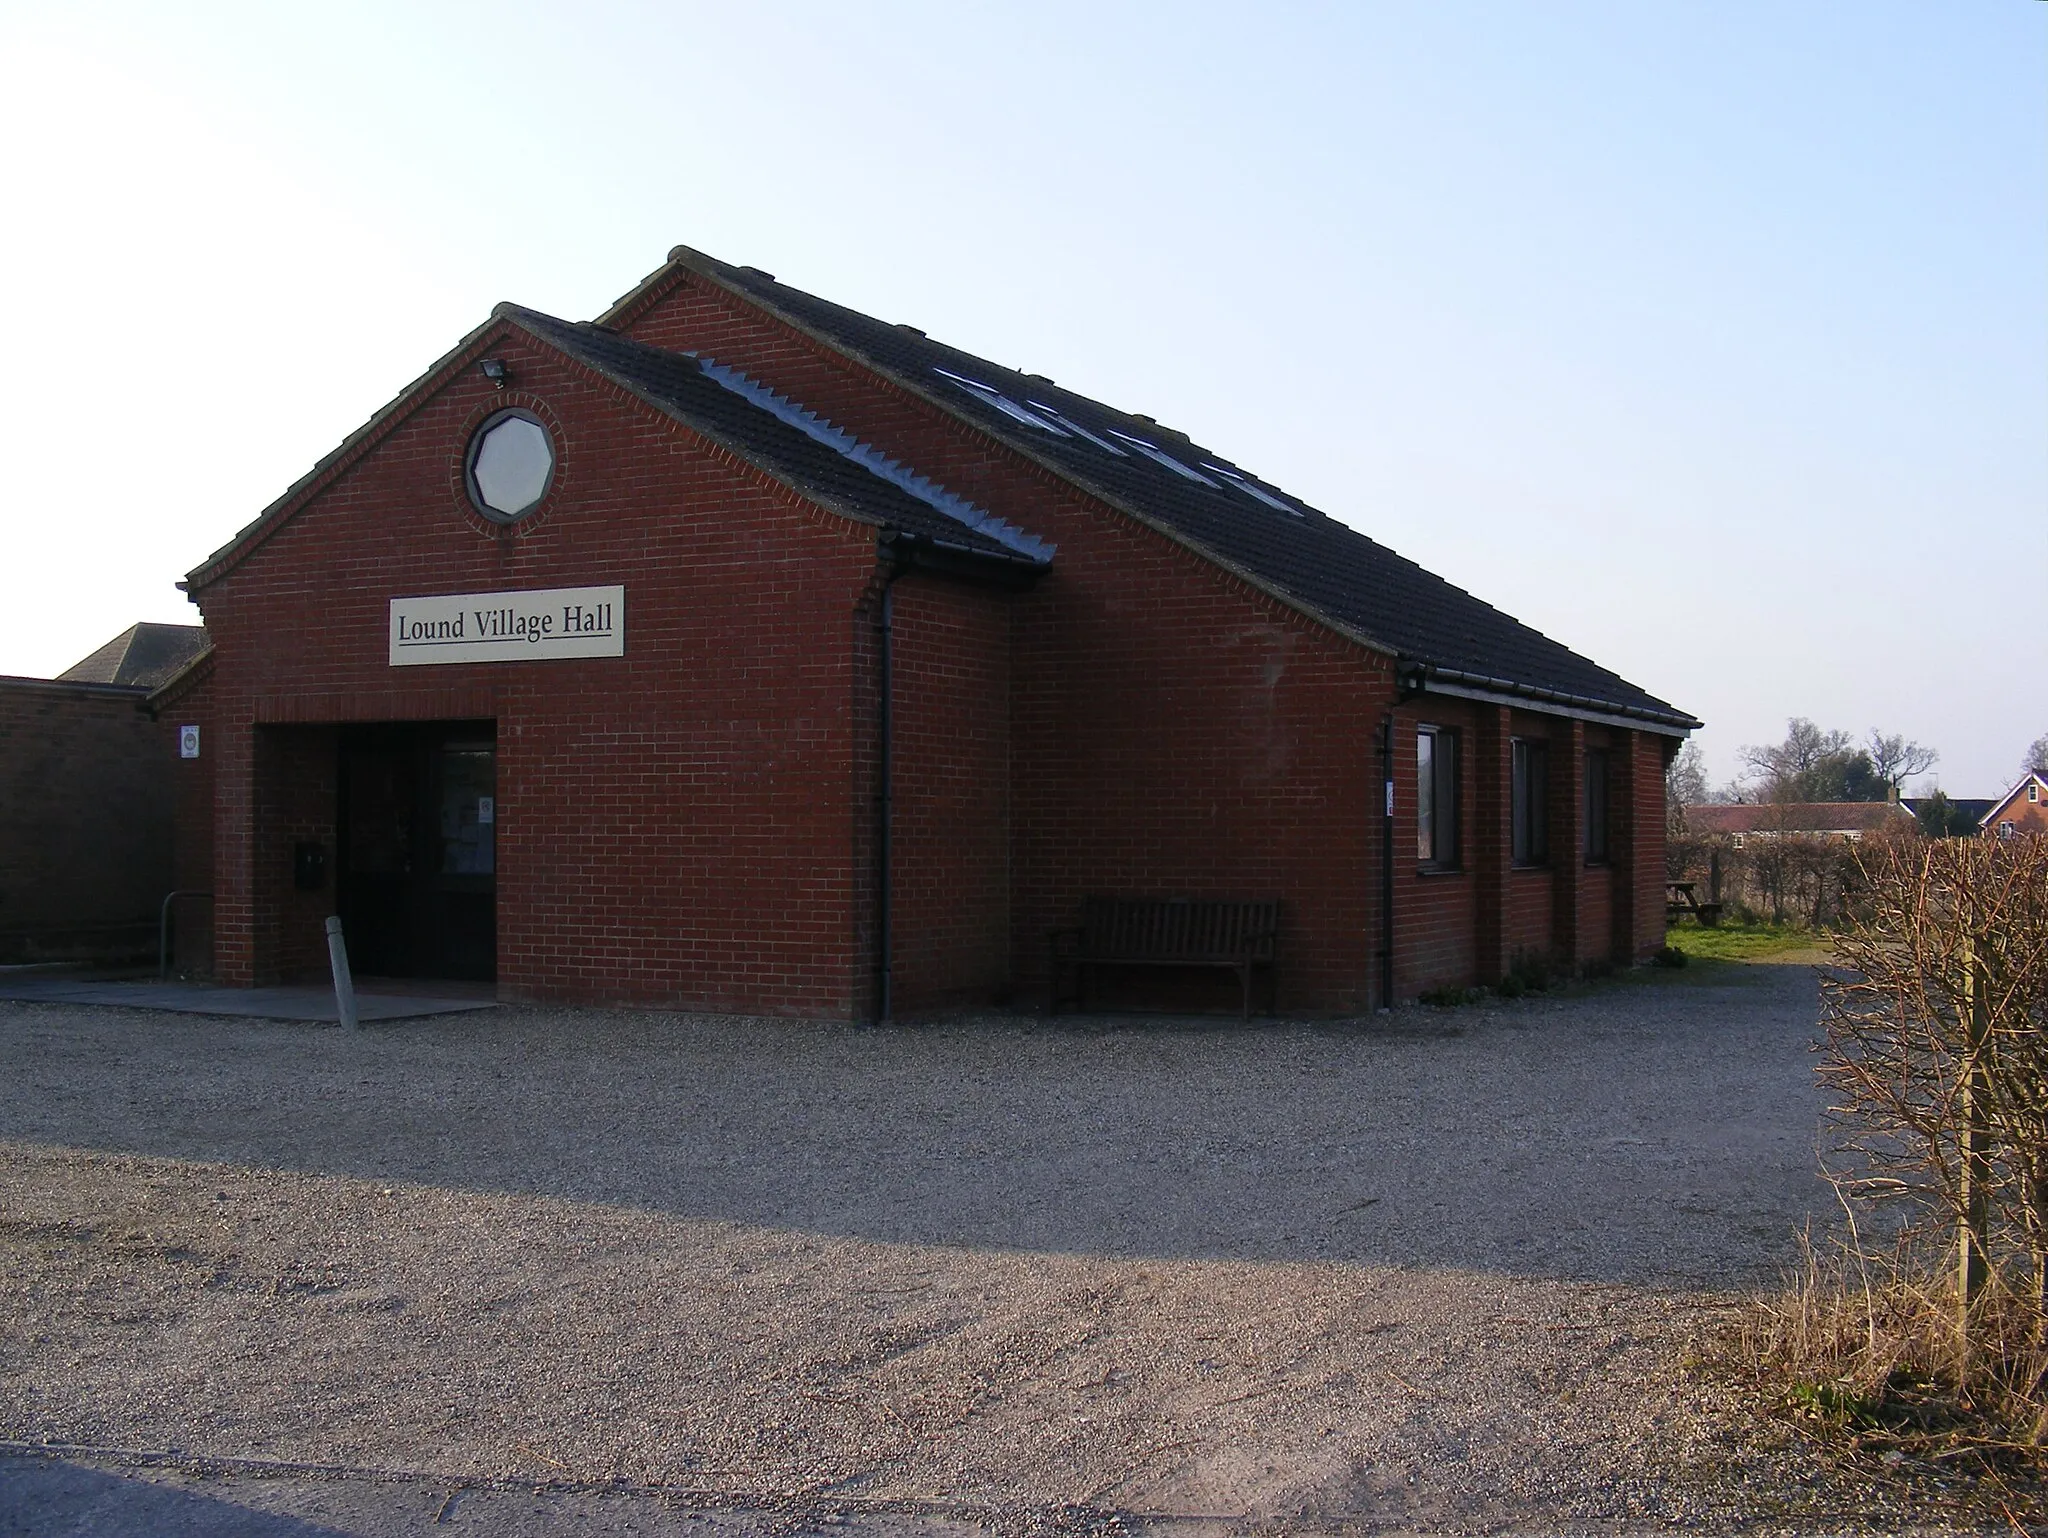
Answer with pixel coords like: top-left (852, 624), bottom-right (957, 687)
top-left (395, 599), bottom-right (617, 645)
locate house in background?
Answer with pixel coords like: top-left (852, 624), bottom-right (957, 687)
top-left (1899, 793), bottom-right (1997, 838)
top-left (1683, 801), bottom-right (1916, 848)
top-left (1980, 772), bottom-right (2048, 840)
top-left (160, 244), bottom-right (1697, 1015)
top-left (0, 623), bottom-right (208, 963)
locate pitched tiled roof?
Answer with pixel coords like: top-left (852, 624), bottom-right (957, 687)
top-left (1685, 802), bottom-right (1913, 836)
top-left (502, 308), bottom-right (1048, 568)
top-left (1978, 774), bottom-right (2048, 829)
top-left (186, 299), bottom-right (1052, 594)
top-left (627, 250), bottom-right (1697, 729)
top-left (57, 623), bottom-right (209, 689)
top-left (1901, 796), bottom-right (1997, 825)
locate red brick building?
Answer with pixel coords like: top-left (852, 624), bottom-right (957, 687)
top-left (2, 624), bottom-right (207, 963)
top-left (1981, 773), bottom-right (2048, 841)
top-left (157, 246), bottom-right (1698, 1015)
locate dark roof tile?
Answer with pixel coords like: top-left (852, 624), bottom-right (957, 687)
top-left (503, 308), bottom-right (1047, 568)
top-left (58, 623), bottom-right (209, 689)
top-left (675, 253), bottom-right (1694, 727)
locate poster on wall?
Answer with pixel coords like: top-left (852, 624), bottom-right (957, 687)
top-left (388, 586), bottom-right (625, 666)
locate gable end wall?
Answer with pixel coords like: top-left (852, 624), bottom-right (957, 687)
top-left (186, 325), bottom-right (878, 1010)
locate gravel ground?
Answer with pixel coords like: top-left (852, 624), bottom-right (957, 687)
top-left (0, 960), bottom-right (2016, 1532)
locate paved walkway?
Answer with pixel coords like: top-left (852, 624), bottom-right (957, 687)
top-left (0, 973), bottom-right (497, 1023)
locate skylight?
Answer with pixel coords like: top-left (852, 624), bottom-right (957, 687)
top-left (1025, 402), bottom-right (1128, 456)
top-left (1206, 466), bottom-right (1302, 516)
top-left (928, 364), bottom-right (1289, 507)
top-left (1105, 430), bottom-right (1220, 487)
top-left (931, 368), bottom-right (1069, 436)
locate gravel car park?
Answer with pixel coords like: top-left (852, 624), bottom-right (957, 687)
top-left (0, 959), bottom-right (1964, 1532)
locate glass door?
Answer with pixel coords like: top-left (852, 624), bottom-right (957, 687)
top-left (434, 742), bottom-right (496, 980)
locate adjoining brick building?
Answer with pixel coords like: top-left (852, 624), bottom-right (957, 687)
top-left (156, 246), bottom-right (1698, 1015)
top-left (2, 623), bottom-right (208, 963)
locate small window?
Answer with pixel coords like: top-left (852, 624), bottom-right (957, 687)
top-left (1512, 739), bottom-right (1549, 865)
top-left (1733, 834), bottom-right (1746, 849)
top-left (1417, 726), bottom-right (1459, 869)
top-left (466, 409), bottom-right (555, 522)
top-left (2032, 782), bottom-right (2041, 804)
top-left (1584, 749), bottom-right (1611, 864)
top-left (2001, 821), bottom-right (2017, 839)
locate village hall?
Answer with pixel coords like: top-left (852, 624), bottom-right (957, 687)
top-left (150, 246), bottom-right (1699, 1017)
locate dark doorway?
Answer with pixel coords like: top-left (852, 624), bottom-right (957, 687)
top-left (337, 721), bottom-right (496, 981)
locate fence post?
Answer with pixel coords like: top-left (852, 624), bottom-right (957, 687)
top-left (1958, 934), bottom-right (1991, 1332)
top-left (325, 915), bottom-right (360, 1032)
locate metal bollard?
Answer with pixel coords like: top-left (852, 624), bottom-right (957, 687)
top-left (324, 915), bottom-right (360, 1031)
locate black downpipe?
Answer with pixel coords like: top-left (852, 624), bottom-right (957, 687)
top-left (1379, 668), bottom-right (1429, 1012)
top-left (1380, 710), bottom-right (1396, 1012)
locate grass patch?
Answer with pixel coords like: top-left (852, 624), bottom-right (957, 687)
top-left (1721, 1231), bottom-right (2048, 1497)
top-left (1664, 918), bottom-right (1819, 962)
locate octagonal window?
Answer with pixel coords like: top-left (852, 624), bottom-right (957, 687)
top-left (466, 410), bottom-right (554, 521)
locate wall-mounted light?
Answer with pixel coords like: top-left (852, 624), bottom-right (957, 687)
top-left (479, 358), bottom-right (509, 389)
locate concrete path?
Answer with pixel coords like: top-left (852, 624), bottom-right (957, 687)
top-left (0, 975), bottom-right (497, 1023)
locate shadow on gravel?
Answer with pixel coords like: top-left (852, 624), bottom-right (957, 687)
top-left (0, 1456), bottom-right (352, 1537)
top-left (0, 961), bottom-right (1833, 1285)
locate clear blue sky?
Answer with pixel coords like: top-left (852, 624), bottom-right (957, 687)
top-left (2, 1), bottom-right (2041, 793)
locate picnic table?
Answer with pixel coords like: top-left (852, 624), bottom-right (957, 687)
top-left (1667, 881), bottom-right (1723, 927)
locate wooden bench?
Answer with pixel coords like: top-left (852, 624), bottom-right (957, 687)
top-left (1050, 897), bottom-right (1280, 1018)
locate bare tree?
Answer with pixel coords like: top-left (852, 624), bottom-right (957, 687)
top-left (1741, 718), bottom-right (1860, 802)
top-left (2025, 733), bottom-right (2048, 781)
top-left (1822, 836), bottom-right (2048, 1328)
top-left (1666, 740), bottom-right (1709, 835)
top-left (1743, 837), bottom-right (2048, 1458)
top-left (1867, 730), bottom-right (1938, 796)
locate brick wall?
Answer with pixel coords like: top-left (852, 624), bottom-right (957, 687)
top-left (0, 679), bottom-right (175, 962)
top-left (160, 667), bottom-right (217, 975)
top-left (622, 274), bottom-right (1393, 1014)
top-left (187, 323), bottom-right (882, 1012)
top-left (1629, 733), bottom-right (1672, 960)
top-left (180, 271), bottom-right (1681, 1014)
top-left (887, 572), bottom-right (1012, 1010)
top-left (251, 724), bottom-right (338, 983)
top-left (1383, 700), bottom-right (1667, 998)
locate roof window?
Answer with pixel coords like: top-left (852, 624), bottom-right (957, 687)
top-left (1105, 430), bottom-right (1219, 486)
top-left (932, 368), bottom-right (1069, 436)
top-left (1025, 402), bottom-right (1128, 456)
top-left (1206, 465), bottom-right (1302, 516)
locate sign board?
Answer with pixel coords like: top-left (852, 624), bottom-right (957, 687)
top-left (179, 725), bottom-right (201, 759)
top-left (389, 586), bottom-right (624, 666)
